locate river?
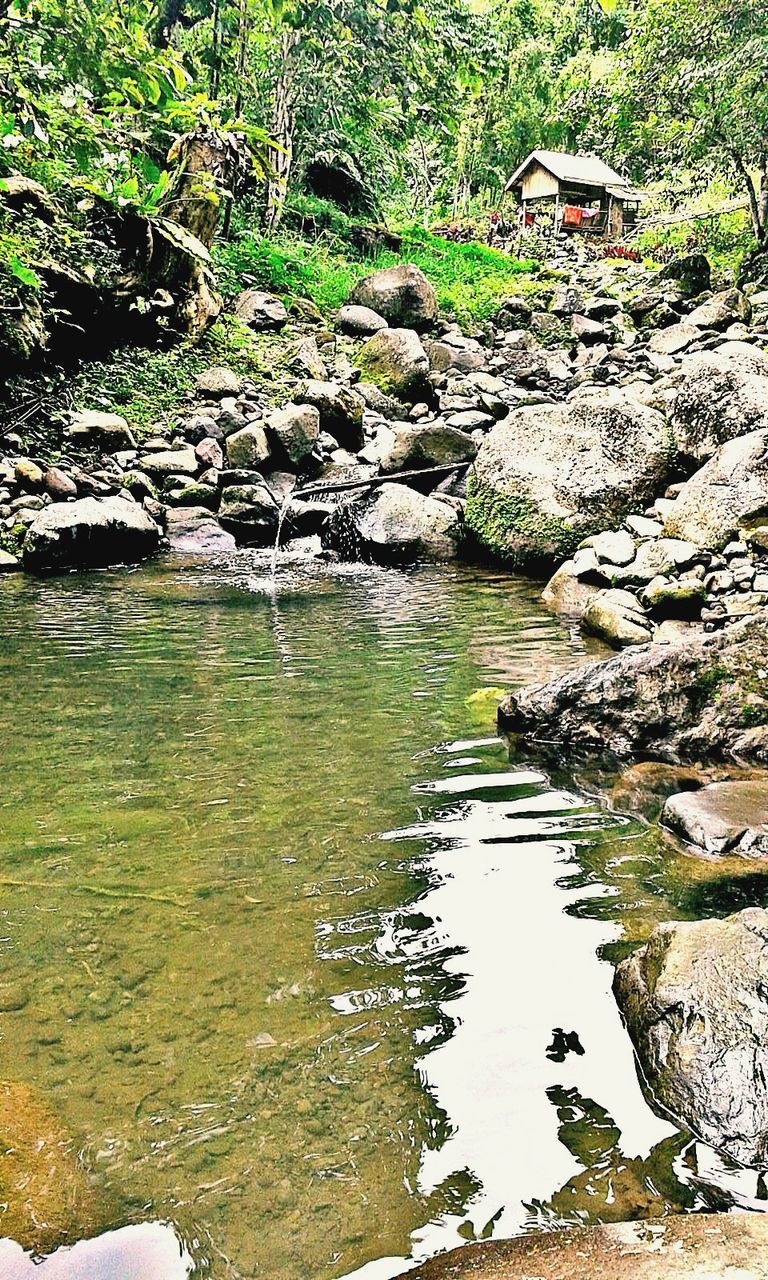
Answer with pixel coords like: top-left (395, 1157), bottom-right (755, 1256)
top-left (0, 555), bottom-right (765, 1280)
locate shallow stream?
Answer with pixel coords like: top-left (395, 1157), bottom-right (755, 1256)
top-left (0, 556), bottom-right (766, 1280)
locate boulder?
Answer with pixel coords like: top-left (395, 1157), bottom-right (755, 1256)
top-left (688, 287), bottom-right (752, 330)
top-left (265, 403), bottom-right (320, 466)
top-left (0, 550), bottom-right (21, 572)
top-left (195, 366), bottom-right (242, 398)
top-left (541, 560), bottom-right (601, 614)
top-left (195, 437), bottom-right (224, 470)
top-left (378, 422), bottom-right (477, 474)
top-left (356, 328), bottom-right (430, 402)
top-left (165, 506), bottom-right (237, 557)
top-left (234, 289), bottom-right (288, 331)
top-left (42, 467), bottom-right (77, 500)
top-left (336, 304), bottom-right (388, 336)
top-left (218, 483), bottom-right (279, 542)
top-left (656, 252), bottom-right (711, 298)
top-left (137, 447), bottom-right (199, 477)
top-left (322, 482), bottom-right (461, 564)
top-left (667, 342), bottom-right (768, 463)
top-left (225, 424), bottom-right (270, 470)
top-left (647, 322), bottom-right (699, 355)
top-left (663, 429), bottom-right (768, 550)
top-left (581, 588), bottom-right (653, 648)
top-left (614, 908), bottom-right (768, 1166)
top-left (498, 613), bottom-right (768, 761)
top-left (614, 537), bottom-right (700, 587)
top-left (588, 529), bottom-right (636, 566)
top-left (65, 409), bottom-right (136, 450)
top-left (662, 780), bottom-right (768, 855)
top-left (293, 380), bottom-right (364, 450)
top-left (345, 263), bottom-right (437, 331)
top-left (465, 391), bottom-right (672, 569)
top-left (288, 335), bottom-right (327, 380)
top-left (399, 1215), bottom-right (768, 1280)
top-left (23, 496), bottom-right (160, 573)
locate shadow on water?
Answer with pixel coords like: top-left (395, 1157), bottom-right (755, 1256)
top-left (0, 554), bottom-right (765, 1280)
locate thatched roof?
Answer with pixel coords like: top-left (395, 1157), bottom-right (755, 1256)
top-left (506, 149), bottom-right (628, 192)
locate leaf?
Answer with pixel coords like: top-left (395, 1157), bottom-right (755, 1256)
top-left (7, 255), bottom-right (41, 289)
top-left (151, 216), bottom-right (212, 263)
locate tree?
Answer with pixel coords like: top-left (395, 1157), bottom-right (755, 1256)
top-left (616, 0), bottom-right (768, 243)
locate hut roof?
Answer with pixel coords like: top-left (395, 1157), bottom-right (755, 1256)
top-left (506, 149), bottom-right (628, 192)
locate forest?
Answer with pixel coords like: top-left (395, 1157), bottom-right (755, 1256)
top-left (1, 0), bottom-right (766, 335)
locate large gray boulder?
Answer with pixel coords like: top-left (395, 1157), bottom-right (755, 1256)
top-left (322, 482), bottom-right (461, 564)
top-left (663, 429), bottom-right (768, 550)
top-left (345, 263), bottom-right (437, 330)
top-left (265, 403), bottom-right (320, 466)
top-left (465, 391), bottom-right (672, 568)
top-left (23, 496), bottom-right (160, 573)
top-left (614, 908), bottom-right (768, 1166)
top-left (234, 289), bottom-right (287, 331)
top-left (356, 328), bottom-right (430, 402)
top-left (378, 422), bottom-right (477, 474)
top-left (400, 1214), bottom-right (768, 1280)
top-left (293, 380), bottom-right (364, 451)
top-left (498, 613), bottom-right (768, 761)
top-left (666, 342), bottom-right (768, 464)
top-left (687, 287), bottom-right (752, 330)
top-left (662, 780), bottom-right (768, 855)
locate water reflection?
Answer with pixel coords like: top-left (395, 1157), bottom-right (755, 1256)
top-left (0, 1222), bottom-right (193, 1280)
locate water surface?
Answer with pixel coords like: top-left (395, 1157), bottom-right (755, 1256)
top-left (0, 556), bottom-right (764, 1280)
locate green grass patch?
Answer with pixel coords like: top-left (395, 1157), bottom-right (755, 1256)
top-left (215, 223), bottom-right (538, 330)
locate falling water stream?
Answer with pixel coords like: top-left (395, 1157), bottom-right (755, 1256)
top-left (0, 553), bottom-right (765, 1280)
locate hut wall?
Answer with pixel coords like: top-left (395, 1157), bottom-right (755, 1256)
top-left (520, 163), bottom-right (559, 201)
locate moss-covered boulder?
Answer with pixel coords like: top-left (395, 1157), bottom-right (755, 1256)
top-left (355, 328), bottom-right (430, 402)
top-left (465, 391), bottom-right (673, 570)
top-left (499, 613), bottom-right (768, 761)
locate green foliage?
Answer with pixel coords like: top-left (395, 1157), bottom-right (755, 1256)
top-left (2, 315), bottom-right (273, 451)
top-left (215, 223), bottom-right (537, 328)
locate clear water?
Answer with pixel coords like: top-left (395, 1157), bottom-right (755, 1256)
top-left (0, 555), bottom-right (765, 1280)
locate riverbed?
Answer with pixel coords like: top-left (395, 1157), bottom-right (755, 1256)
top-left (0, 556), bottom-right (765, 1280)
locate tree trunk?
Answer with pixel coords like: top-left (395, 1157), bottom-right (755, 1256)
top-left (155, 0), bottom-right (184, 48)
top-left (264, 31), bottom-right (300, 232)
top-left (759, 156), bottom-right (768, 244)
top-left (730, 148), bottom-right (764, 243)
top-left (163, 129), bottom-right (239, 249)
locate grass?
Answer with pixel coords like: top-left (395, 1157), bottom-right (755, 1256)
top-left (2, 314), bottom-right (286, 454)
top-left (215, 213), bottom-right (539, 330)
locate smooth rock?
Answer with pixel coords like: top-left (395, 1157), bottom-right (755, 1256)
top-left (65, 410), bottom-right (136, 450)
top-left (138, 448), bottom-right (198, 477)
top-left (322, 482), bottom-right (461, 564)
top-left (345, 263), bottom-right (437, 331)
top-left (614, 908), bottom-right (768, 1165)
top-left (337, 304), bottom-right (388, 336)
top-left (378, 423), bottom-right (477, 474)
top-left (662, 780), bottom-right (768, 855)
top-left (164, 507), bottom-right (237, 558)
top-left (581, 588), bottom-right (652, 648)
top-left (687, 287), bottom-right (752, 330)
top-left (195, 366), bottom-right (241, 398)
top-left (399, 1214), bottom-right (768, 1280)
top-left (23, 496), bottom-right (160, 573)
top-left (42, 467), bottom-right (77, 500)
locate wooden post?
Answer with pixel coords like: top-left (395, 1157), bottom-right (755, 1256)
top-left (553, 191), bottom-right (560, 240)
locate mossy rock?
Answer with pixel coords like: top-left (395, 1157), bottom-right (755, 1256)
top-left (465, 474), bottom-right (579, 569)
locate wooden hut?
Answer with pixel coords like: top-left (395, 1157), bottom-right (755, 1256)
top-left (505, 150), bottom-right (643, 238)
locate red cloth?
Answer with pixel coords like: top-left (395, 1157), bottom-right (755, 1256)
top-left (562, 204), bottom-right (583, 227)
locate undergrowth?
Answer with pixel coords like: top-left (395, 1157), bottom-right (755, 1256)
top-left (216, 201), bottom-right (538, 329)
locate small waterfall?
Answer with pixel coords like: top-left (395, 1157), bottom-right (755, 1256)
top-left (270, 490), bottom-right (295, 581)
